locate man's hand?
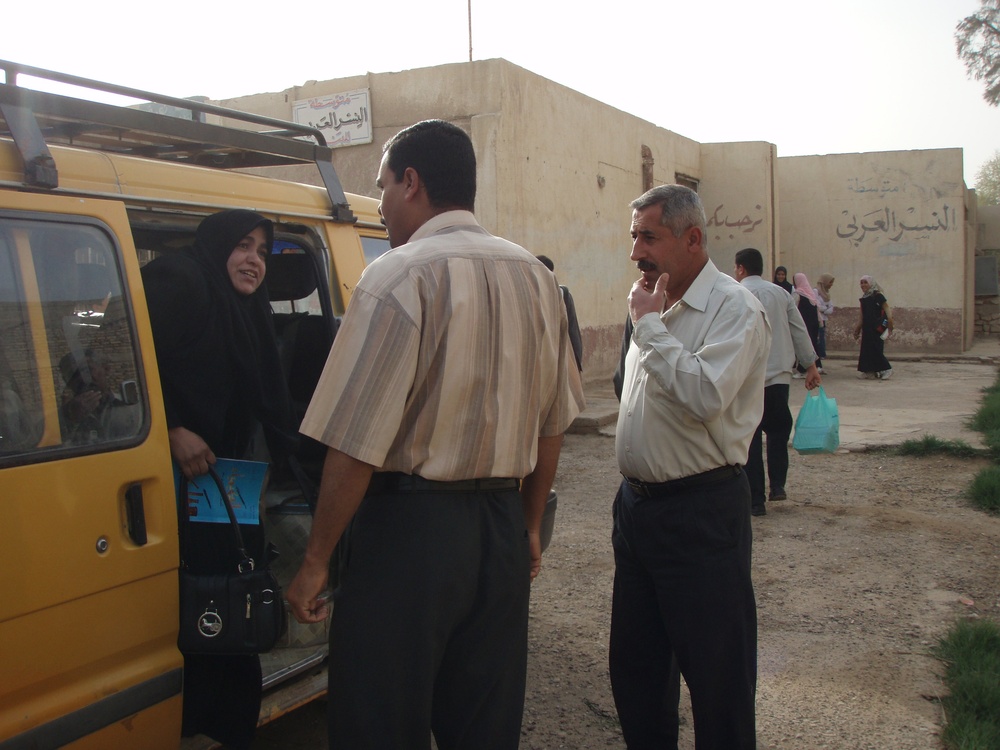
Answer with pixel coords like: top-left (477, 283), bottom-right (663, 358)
top-left (804, 363), bottom-right (822, 390)
top-left (527, 529), bottom-right (542, 580)
top-left (286, 559), bottom-right (331, 624)
top-left (285, 448), bottom-right (374, 623)
top-left (628, 273), bottom-right (669, 323)
top-left (168, 426), bottom-right (216, 479)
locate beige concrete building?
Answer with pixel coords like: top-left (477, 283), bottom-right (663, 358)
top-left (778, 150), bottom-right (974, 353)
top-left (212, 58), bottom-right (978, 381)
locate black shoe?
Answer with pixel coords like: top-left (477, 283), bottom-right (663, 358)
top-left (751, 504), bottom-right (766, 516)
top-left (769, 487), bottom-right (787, 501)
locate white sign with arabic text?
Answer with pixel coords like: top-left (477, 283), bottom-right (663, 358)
top-left (292, 89), bottom-right (372, 149)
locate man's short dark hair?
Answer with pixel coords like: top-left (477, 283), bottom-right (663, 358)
top-left (536, 255), bottom-right (555, 272)
top-left (735, 248), bottom-right (764, 276)
top-left (383, 120), bottom-right (476, 211)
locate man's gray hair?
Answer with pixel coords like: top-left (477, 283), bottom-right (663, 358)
top-left (630, 185), bottom-right (707, 246)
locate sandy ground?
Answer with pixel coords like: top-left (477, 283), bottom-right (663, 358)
top-left (253, 355), bottom-right (1000, 749)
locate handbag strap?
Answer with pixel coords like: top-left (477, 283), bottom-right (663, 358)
top-left (178, 465), bottom-right (255, 572)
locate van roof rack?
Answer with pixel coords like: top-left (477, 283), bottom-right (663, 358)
top-left (0, 60), bottom-right (356, 223)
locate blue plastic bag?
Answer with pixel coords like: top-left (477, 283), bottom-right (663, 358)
top-left (792, 386), bottom-right (840, 454)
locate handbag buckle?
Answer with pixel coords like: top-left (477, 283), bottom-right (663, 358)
top-left (196, 606), bottom-right (223, 638)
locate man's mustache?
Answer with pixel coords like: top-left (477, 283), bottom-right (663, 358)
top-left (637, 260), bottom-right (658, 273)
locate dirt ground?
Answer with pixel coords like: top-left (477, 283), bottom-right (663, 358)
top-left (253, 427), bottom-right (1000, 749)
top-left (520, 432), bottom-right (1000, 750)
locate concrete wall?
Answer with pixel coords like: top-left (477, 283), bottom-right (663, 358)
top-left (777, 150), bottom-right (970, 353)
top-left (979, 204), bottom-right (1000, 250)
top-left (212, 59), bottom-right (973, 369)
top-left (213, 59), bottom-right (707, 383)
top-left (700, 142), bottom-right (778, 273)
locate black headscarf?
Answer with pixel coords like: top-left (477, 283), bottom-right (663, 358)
top-left (142, 209), bottom-right (297, 461)
top-left (773, 265), bottom-right (793, 294)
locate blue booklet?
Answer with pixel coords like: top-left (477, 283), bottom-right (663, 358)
top-left (175, 458), bottom-right (269, 526)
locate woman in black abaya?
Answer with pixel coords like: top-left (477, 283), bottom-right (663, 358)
top-left (142, 209), bottom-right (296, 749)
top-left (853, 275), bottom-right (893, 380)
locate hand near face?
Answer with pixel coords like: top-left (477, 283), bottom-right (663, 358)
top-left (629, 272), bottom-right (669, 323)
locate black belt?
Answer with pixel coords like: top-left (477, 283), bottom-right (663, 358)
top-left (367, 472), bottom-right (520, 495)
top-left (623, 465), bottom-right (741, 498)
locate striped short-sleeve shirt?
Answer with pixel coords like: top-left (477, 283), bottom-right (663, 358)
top-left (300, 210), bottom-right (585, 480)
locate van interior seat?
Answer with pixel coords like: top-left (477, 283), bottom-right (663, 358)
top-left (267, 253), bottom-right (319, 384)
top-left (266, 253), bottom-right (317, 303)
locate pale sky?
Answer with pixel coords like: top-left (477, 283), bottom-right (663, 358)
top-left (5, 0), bottom-right (998, 187)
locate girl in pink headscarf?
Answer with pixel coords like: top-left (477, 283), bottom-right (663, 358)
top-left (792, 272), bottom-right (822, 376)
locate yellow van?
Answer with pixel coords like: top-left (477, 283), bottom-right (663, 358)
top-left (0, 61), bottom-right (389, 748)
top-left (0, 60), bottom-right (557, 749)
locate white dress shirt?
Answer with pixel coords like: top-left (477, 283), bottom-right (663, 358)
top-left (616, 260), bottom-right (771, 483)
top-left (741, 275), bottom-right (817, 387)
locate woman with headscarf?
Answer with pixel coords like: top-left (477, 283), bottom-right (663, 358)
top-left (853, 275), bottom-right (893, 380)
top-left (792, 271), bottom-right (822, 376)
top-left (814, 274), bottom-right (835, 367)
top-left (773, 265), bottom-right (793, 293)
top-left (141, 209), bottom-right (297, 749)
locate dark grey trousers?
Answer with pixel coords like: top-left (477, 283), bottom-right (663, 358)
top-left (327, 486), bottom-right (530, 749)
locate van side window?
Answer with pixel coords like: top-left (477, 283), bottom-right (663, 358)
top-left (0, 233), bottom-right (43, 454)
top-left (361, 235), bottom-right (391, 265)
top-left (0, 217), bottom-right (144, 459)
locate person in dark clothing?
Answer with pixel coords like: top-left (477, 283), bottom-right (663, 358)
top-left (141, 209), bottom-right (297, 749)
top-left (853, 275), bottom-right (894, 380)
top-left (537, 255), bottom-right (584, 372)
top-left (773, 265), bottom-right (793, 293)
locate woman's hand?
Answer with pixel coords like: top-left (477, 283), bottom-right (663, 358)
top-left (168, 426), bottom-right (216, 479)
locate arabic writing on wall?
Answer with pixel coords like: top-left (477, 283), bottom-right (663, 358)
top-left (846, 177), bottom-right (900, 195)
top-left (292, 89), bottom-right (373, 148)
top-left (707, 204), bottom-right (764, 240)
top-left (836, 204), bottom-right (957, 246)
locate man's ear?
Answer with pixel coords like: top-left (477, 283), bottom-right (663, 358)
top-left (402, 167), bottom-right (422, 202)
top-left (687, 226), bottom-right (703, 249)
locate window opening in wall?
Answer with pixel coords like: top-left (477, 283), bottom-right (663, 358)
top-left (675, 173), bottom-right (699, 192)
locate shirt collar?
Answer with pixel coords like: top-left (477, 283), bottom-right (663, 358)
top-left (677, 259), bottom-right (720, 313)
top-left (410, 210), bottom-right (480, 243)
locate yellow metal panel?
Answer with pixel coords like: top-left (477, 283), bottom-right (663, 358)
top-left (0, 191), bottom-right (181, 746)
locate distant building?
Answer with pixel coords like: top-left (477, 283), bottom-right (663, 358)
top-left (210, 58), bottom-right (977, 380)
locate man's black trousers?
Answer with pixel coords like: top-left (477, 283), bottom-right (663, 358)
top-left (610, 472), bottom-right (757, 749)
top-left (746, 384), bottom-right (793, 508)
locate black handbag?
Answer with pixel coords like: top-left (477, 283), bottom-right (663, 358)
top-left (177, 466), bottom-right (286, 654)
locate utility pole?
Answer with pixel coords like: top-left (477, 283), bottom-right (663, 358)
top-left (468, 0), bottom-right (473, 62)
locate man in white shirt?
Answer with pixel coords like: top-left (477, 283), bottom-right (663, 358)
top-left (734, 248), bottom-right (821, 516)
top-left (612, 185), bottom-right (769, 749)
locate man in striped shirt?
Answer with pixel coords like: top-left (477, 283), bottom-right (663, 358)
top-left (287, 119), bottom-right (585, 749)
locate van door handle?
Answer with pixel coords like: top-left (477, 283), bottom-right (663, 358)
top-left (125, 483), bottom-right (148, 546)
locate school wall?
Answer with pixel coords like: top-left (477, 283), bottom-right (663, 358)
top-left (776, 150), bottom-right (970, 354)
top-left (212, 58), bottom-right (707, 383)
top-left (699, 142), bottom-right (778, 273)
top-left (213, 59), bottom-right (973, 373)
top-left (979, 204), bottom-right (1000, 250)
